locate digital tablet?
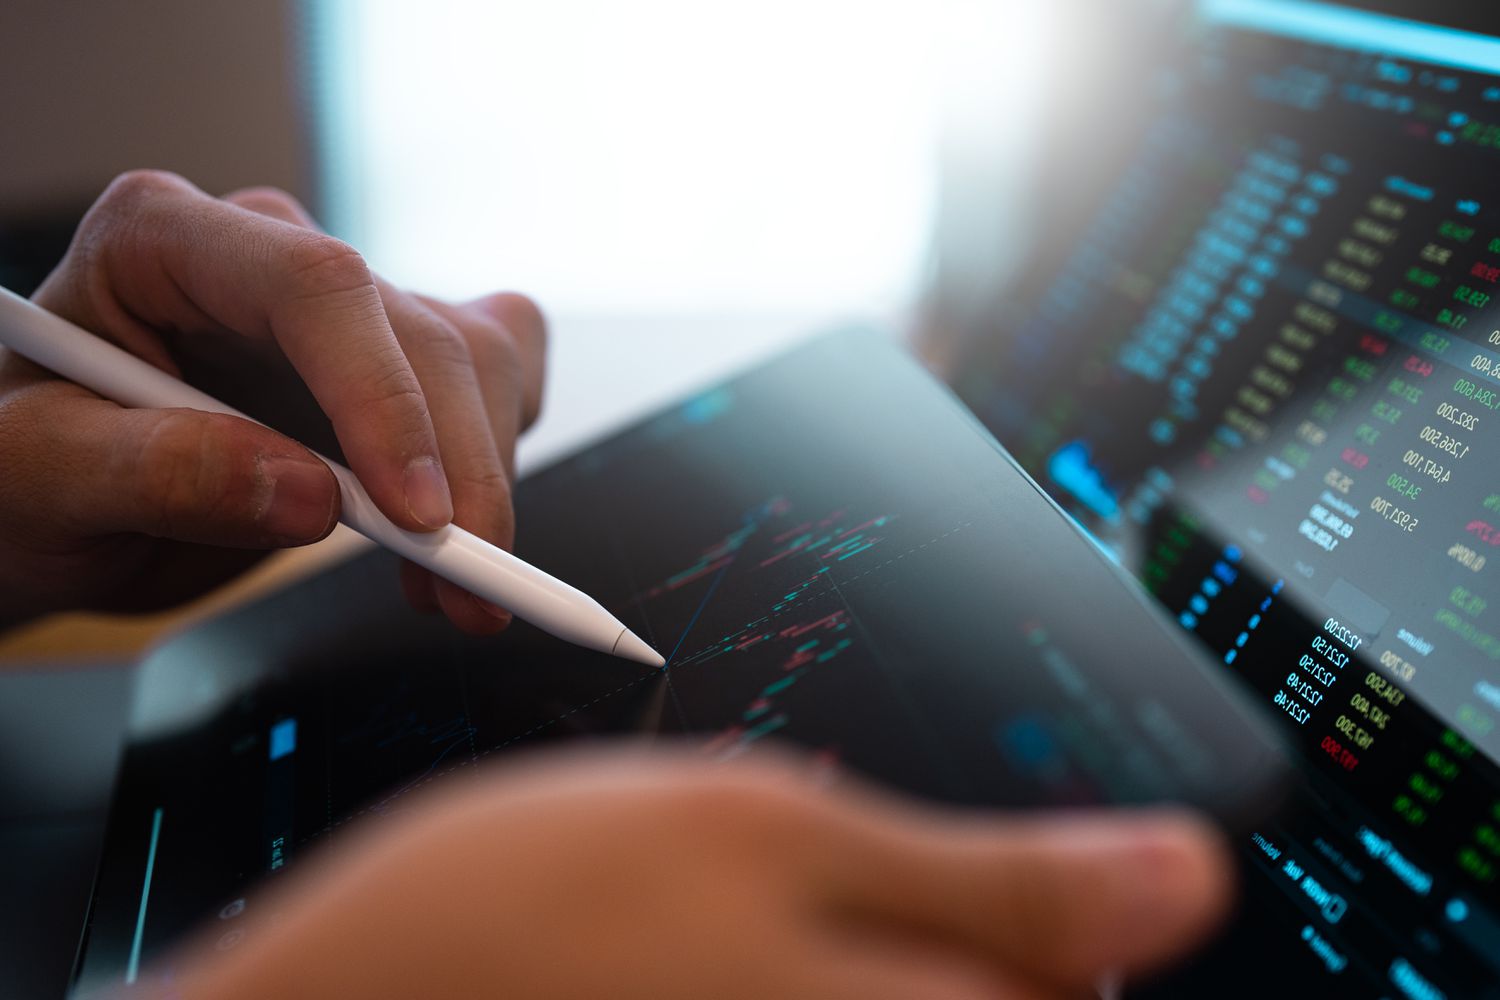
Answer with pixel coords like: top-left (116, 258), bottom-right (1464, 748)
top-left (72, 329), bottom-right (1286, 996)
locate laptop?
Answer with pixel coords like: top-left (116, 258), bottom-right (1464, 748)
top-left (938, 0), bottom-right (1500, 995)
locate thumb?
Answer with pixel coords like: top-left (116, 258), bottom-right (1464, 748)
top-left (22, 388), bottom-right (340, 548)
top-left (822, 803), bottom-right (1234, 989)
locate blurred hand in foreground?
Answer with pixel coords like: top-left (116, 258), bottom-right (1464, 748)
top-left (172, 749), bottom-right (1233, 1000)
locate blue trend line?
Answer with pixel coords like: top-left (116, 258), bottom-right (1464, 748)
top-left (666, 560), bottom-right (732, 666)
top-left (126, 807), bottom-right (164, 984)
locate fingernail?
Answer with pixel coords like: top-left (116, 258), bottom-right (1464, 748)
top-left (471, 593), bottom-right (512, 623)
top-left (258, 455), bottom-right (336, 542)
top-left (404, 456), bottom-right (454, 528)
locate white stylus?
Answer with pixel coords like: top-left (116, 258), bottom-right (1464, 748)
top-left (0, 285), bottom-right (665, 667)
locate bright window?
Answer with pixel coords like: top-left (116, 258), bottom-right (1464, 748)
top-left (312, 0), bottom-right (1037, 315)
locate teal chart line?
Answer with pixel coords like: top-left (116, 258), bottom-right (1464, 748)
top-left (665, 559), bottom-right (732, 667)
top-left (126, 806), bottom-right (164, 984)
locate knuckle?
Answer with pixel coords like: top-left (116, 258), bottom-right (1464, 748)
top-left (133, 412), bottom-right (241, 536)
top-left (492, 291), bottom-right (548, 348)
top-left (669, 770), bottom-right (803, 835)
top-left (72, 171), bottom-right (192, 276)
top-left (99, 169), bottom-right (190, 212)
top-left (463, 469), bottom-right (515, 536)
top-left (451, 471), bottom-right (515, 549)
top-left (523, 380), bottom-right (545, 427)
top-left (362, 359), bottom-right (433, 447)
top-left (465, 320), bottom-right (526, 389)
top-left (472, 293), bottom-right (546, 425)
top-left (456, 464), bottom-right (512, 501)
top-left (524, 377), bottom-right (545, 427)
top-left (368, 357), bottom-right (427, 408)
top-left (472, 329), bottom-right (525, 387)
top-left (226, 186), bottom-right (307, 220)
top-left (409, 309), bottom-right (475, 371)
top-left (282, 234), bottom-right (373, 299)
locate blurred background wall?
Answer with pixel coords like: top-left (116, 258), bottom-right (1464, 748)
top-left (0, 1), bottom-right (1054, 311)
top-left (0, 0), bottom-right (312, 292)
top-left (0, 0), bottom-right (1185, 367)
top-left (311, 0), bottom-right (1045, 320)
top-left (0, 0), bottom-right (1198, 481)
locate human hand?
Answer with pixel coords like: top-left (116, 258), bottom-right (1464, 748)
top-left (172, 750), bottom-right (1232, 999)
top-left (0, 171), bottom-right (544, 632)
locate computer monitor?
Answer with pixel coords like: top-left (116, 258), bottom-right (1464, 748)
top-left (944, 1), bottom-right (1500, 994)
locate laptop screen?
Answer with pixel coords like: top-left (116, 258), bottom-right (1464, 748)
top-left (947, 0), bottom-right (1500, 994)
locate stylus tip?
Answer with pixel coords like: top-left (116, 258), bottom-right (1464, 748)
top-left (612, 628), bottom-right (666, 668)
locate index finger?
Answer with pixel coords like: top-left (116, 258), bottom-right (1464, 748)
top-left (46, 170), bottom-right (451, 532)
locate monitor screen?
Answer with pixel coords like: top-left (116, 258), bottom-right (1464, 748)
top-left (946, 1), bottom-right (1500, 995)
top-left (71, 330), bottom-right (1285, 997)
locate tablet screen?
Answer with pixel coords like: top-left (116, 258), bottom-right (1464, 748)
top-left (72, 330), bottom-right (1284, 996)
